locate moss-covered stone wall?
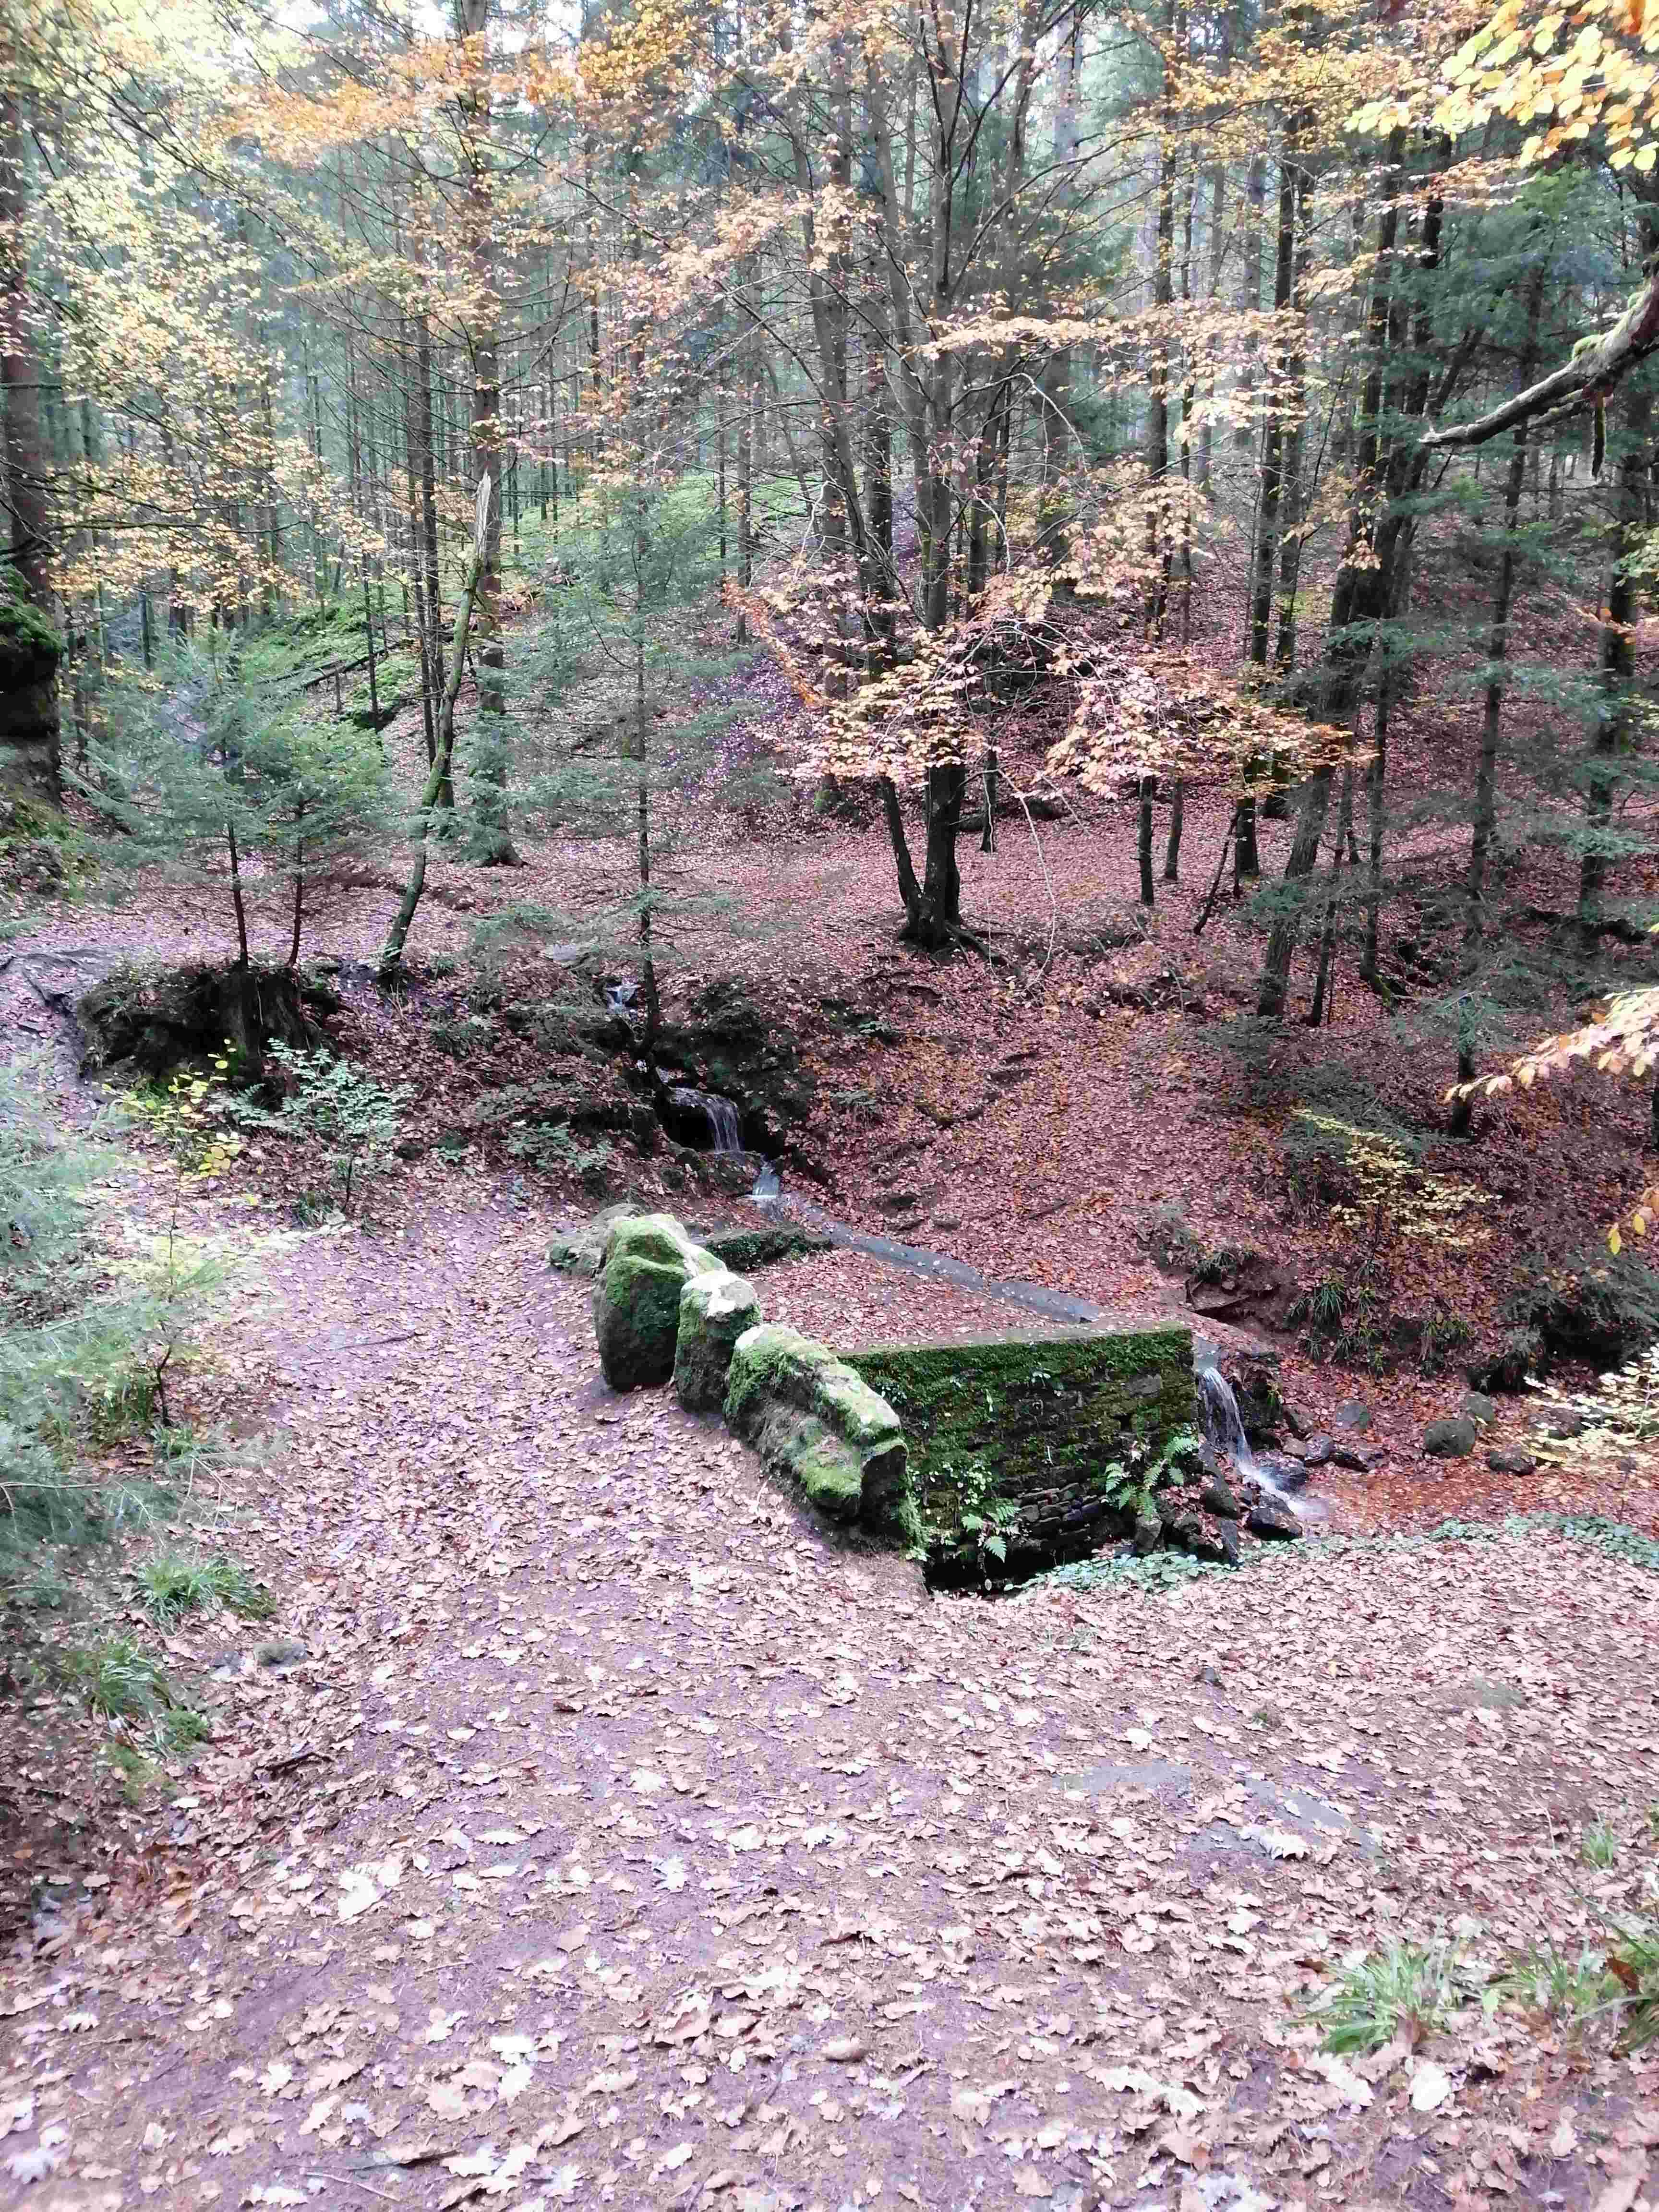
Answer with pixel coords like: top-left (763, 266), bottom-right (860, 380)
top-left (842, 1325), bottom-right (1195, 1582)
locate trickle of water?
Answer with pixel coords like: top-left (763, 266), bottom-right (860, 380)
top-left (1197, 1360), bottom-right (1258, 1479)
top-left (668, 1085), bottom-right (744, 1154)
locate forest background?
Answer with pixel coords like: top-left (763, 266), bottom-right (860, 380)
top-left (7, 0), bottom-right (1659, 1359)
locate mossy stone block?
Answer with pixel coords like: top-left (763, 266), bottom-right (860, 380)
top-left (674, 1268), bottom-right (762, 1412)
top-left (842, 1324), bottom-right (1195, 1577)
top-left (724, 1322), bottom-right (909, 1534)
top-left (592, 1212), bottom-right (720, 1391)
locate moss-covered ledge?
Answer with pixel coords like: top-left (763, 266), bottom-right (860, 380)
top-left (842, 1324), bottom-right (1195, 1583)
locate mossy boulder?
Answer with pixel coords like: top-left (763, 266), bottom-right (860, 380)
top-left (674, 1269), bottom-right (762, 1412)
top-left (592, 1213), bottom-right (719, 1391)
top-left (549, 1204), bottom-right (642, 1277)
top-left (724, 1322), bottom-right (910, 1535)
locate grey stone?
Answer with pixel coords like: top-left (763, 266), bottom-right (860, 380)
top-left (1057, 1759), bottom-right (1192, 1801)
top-left (1332, 1399), bottom-right (1373, 1432)
top-left (1332, 1443), bottom-right (1381, 1472)
top-left (1423, 1416), bottom-right (1478, 1458)
top-left (1246, 1494), bottom-right (1303, 1540)
top-left (673, 1269), bottom-right (762, 1412)
top-left (1462, 1390), bottom-right (1498, 1428)
top-left (1433, 1677), bottom-right (1526, 1713)
top-left (1486, 1446), bottom-right (1537, 1475)
top-left (254, 1639), bottom-right (307, 1671)
top-left (1215, 1515), bottom-right (1242, 1566)
top-left (1133, 1506), bottom-right (1163, 1556)
top-left (724, 1323), bottom-right (909, 1535)
top-left (592, 1213), bottom-right (719, 1391)
top-left (1300, 1432), bottom-right (1334, 1468)
top-left (1129, 1370), bottom-right (1164, 1399)
top-left (1200, 1475), bottom-right (1238, 1518)
top-left (1255, 1450), bottom-right (1309, 1493)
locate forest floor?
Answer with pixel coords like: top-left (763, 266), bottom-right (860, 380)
top-left (7, 597), bottom-right (1659, 2206)
top-left (4, 1166), bottom-right (1659, 2212)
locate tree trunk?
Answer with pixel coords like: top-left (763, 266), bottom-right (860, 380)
top-left (458, 0), bottom-right (514, 864)
top-left (1579, 378), bottom-right (1653, 950)
top-left (0, 87), bottom-right (60, 794)
top-left (1465, 268), bottom-right (1544, 954)
top-left (380, 541), bottom-right (487, 978)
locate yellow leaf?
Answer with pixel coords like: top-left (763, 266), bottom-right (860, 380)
top-left (1610, 1225), bottom-right (1623, 1254)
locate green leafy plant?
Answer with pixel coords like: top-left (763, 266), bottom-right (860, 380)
top-left (134, 1551), bottom-right (273, 1626)
top-left (254, 1043), bottom-right (409, 1214)
top-left (1496, 1942), bottom-right (1615, 2026)
top-left (1603, 1908), bottom-right (1659, 2050)
top-left (1309, 1941), bottom-right (1467, 2054)
top-left (1582, 1818), bottom-right (1622, 1869)
top-left (58, 1635), bottom-right (210, 1759)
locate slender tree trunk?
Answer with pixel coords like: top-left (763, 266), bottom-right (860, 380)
top-left (1257, 767), bottom-right (1333, 1018)
top-left (459, 5), bottom-right (514, 865)
top-left (1138, 777), bottom-right (1156, 905)
top-left (226, 820), bottom-right (251, 971)
top-left (0, 87), bottom-right (60, 793)
top-left (1309, 765), bottom-right (1353, 1027)
top-left (289, 805), bottom-right (305, 970)
top-left (1579, 379), bottom-right (1653, 950)
top-left (380, 546), bottom-right (486, 978)
top-left (1465, 268), bottom-right (1544, 953)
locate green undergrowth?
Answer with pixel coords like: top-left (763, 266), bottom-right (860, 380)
top-left (1313, 1888), bottom-right (1659, 2057)
top-left (134, 1550), bottom-right (273, 1626)
top-left (1037, 1511), bottom-right (1659, 1600)
top-left (2, 1061), bottom-right (275, 1798)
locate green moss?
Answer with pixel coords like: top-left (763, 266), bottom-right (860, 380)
top-left (724, 1323), bottom-right (909, 1533)
top-left (704, 1223), bottom-right (830, 1272)
top-left (842, 1325), bottom-right (1195, 1575)
top-left (0, 587), bottom-right (64, 676)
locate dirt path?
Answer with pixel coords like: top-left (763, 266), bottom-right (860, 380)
top-left (5, 1196), bottom-right (1659, 2212)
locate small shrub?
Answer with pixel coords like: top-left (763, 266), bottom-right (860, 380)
top-left (431, 1011), bottom-right (495, 1059)
top-left (256, 1044), bottom-right (409, 1214)
top-left (505, 1119), bottom-right (616, 1186)
top-left (135, 1551), bottom-right (273, 1626)
top-left (1310, 1941), bottom-right (1467, 2054)
top-left (1604, 1909), bottom-right (1659, 2050)
top-left (60, 1635), bottom-right (173, 1721)
top-left (1508, 1250), bottom-right (1659, 1370)
top-left (58, 1636), bottom-right (209, 1755)
top-left (1285, 1111), bottom-right (1489, 1248)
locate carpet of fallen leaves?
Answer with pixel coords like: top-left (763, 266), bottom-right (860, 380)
top-left (4, 1179), bottom-right (1659, 2212)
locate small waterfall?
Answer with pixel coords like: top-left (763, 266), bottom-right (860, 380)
top-left (1197, 1359), bottom-right (1258, 1479)
top-left (703, 1095), bottom-right (743, 1153)
top-left (1196, 1356), bottom-right (1302, 1505)
top-left (667, 1085), bottom-right (744, 1154)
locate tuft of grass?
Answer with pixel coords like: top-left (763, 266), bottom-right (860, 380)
top-left (1495, 1942), bottom-right (1614, 2026)
top-left (59, 1635), bottom-right (172, 1720)
top-left (135, 1551), bottom-right (273, 1626)
top-left (57, 1635), bottom-right (211, 1756)
top-left (1310, 1941), bottom-right (1466, 2055)
top-left (1582, 1819), bottom-right (1622, 1869)
top-left (1604, 1910), bottom-right (1659, 2051)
